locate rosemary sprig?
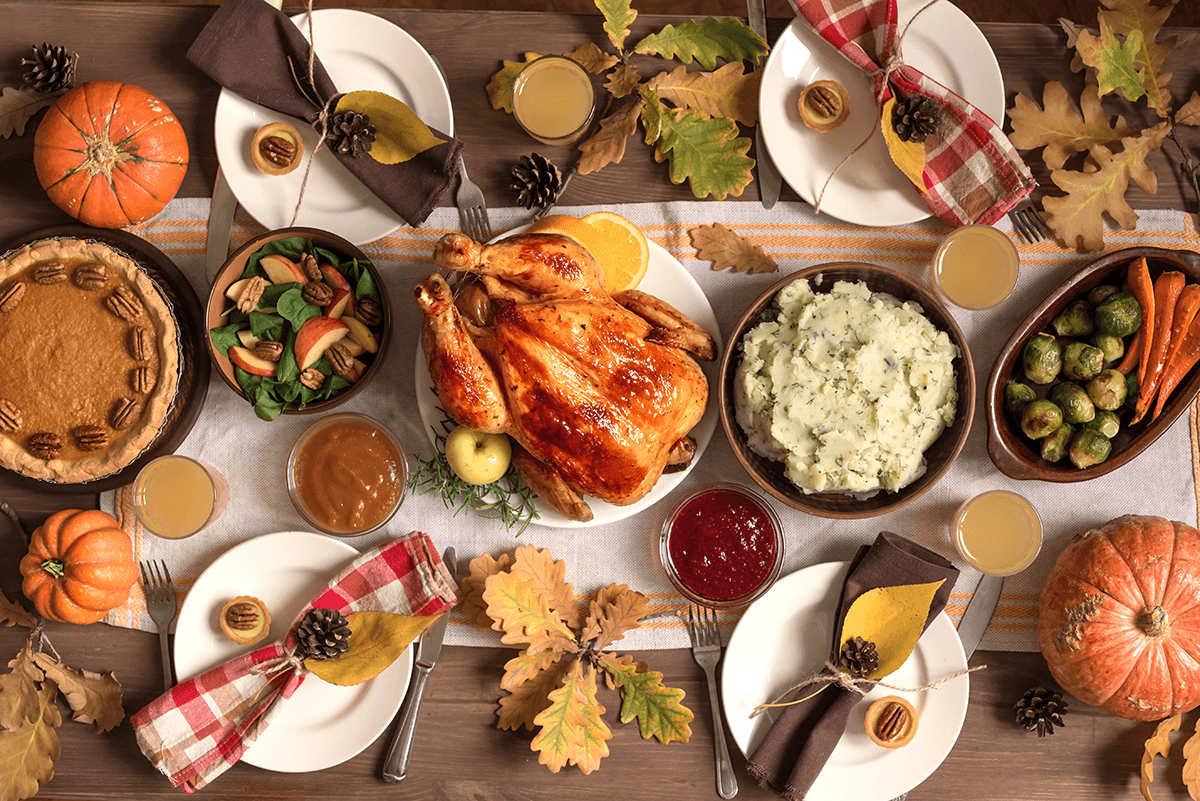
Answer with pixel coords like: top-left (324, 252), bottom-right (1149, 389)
top-left (407, 417), bottom-right (539, 536)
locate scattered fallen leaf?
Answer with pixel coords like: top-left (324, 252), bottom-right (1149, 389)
top-left (486, 52), bottom-right (541, 114)
top-left (1097, 0), bottom-right (1175, 114)
top-left (595, 0), bottom-right (637, 52)
top-left (646, 62), bottom-right (760, 127)
top-left (1183, 715), bottom-right (1200, 800)
top-left (509, 546), bottom-right (581, 630)
top-left (0, 86), bottom-right (54, 139)
top-left (597, 653), bottom-right (693, 743)
top-left (0, 679), bottom-right (60, 801)
top-left (0, 644), bottom-right (43, 732)
top-left (563, 43), bottom-right (619, 75)
top-left (578, 99), bottom-right (643, 176)
top-left (1141, 713), bottom-right (1182, 801)
top-left (1007, 81), bottom-right (1136, 170)
top-left (581, 584), bottom-right (648, 651)
top-left (605, 64), bottom-right (642, 100)
top-left (0, 595), bottom-right (36, 630)
top-left (689, 222), bottom-right (777, 274)
top-left (840, 580), bottom-right (946, 678)
top-left (483, 571), bottom-right (577, 652)
top-left (1177, 91), bottom-right (1200, 128)
top-left (458, 552), bottom-right (514, 632)
top-left (640, 93), bottom-right (753, 200)
top-left (1074, 20), bottom-right (1149, 105)
top-left (305, 611), bottom-right (437, 686)
top-left (30, 654), bottom-right (123, 733)
top-left (633, 17), bottom-right (767, 70)
top-left (502, 648), bottom-right (564, 691)
top-left (498, 658), bottom-right (571, 732)
top-left (334, 90), bottom-right (446, 165)
top-left (531, 660), bottom-right (610, 774)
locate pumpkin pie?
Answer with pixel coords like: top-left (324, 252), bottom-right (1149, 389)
top-left (0, 238), bottom-right (180, 482)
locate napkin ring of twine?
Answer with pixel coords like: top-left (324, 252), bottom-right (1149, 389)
top-left (748, 660), bottom-right (985, 718)
top-left (811, 0), bottom-right (942, 214)
top-left (285, 0), bottom-right (337, 227)
top-left (248, 647), bottom-right (308, 700)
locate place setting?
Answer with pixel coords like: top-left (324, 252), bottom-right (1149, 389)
top-left (2, 0), bottom-right (1200, 798)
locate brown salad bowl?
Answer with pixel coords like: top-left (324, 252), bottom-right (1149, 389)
top-left (987, 246), bottom-right (1200, 481)
top-left (718, 262), bottom-right (975, 519)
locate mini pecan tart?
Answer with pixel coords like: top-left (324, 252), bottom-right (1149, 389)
top-left (250, 121), bottom-right (304, 177)
top-left (219, 595), bottom-right (272, 646)
top-left (799, 80), bottom-right (850, 133)
top-left (0, 239), bottom-right (180, 482)
top-left (864, 695), bottom-right (919, 749)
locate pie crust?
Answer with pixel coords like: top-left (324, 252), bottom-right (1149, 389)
top-left (0, 238), bottom-right (180, 482)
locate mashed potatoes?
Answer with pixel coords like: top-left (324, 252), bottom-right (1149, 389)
top-left (735, 278), bottom-right (958, 494)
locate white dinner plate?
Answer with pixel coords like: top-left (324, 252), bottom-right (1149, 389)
top-left (413, 237), bottom-right (723, 528)
top-left (759, 0), bottom-right (1005, 226)
top-left (722, 561), bottom-right (969, 801)
top-left (173, 531), bottom-right (412, 772)
top-left (213, 8), bottom-right (454, 245)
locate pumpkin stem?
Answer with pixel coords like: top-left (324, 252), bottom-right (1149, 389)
top-left (39, 558), bottom-right (66, 579)
top-left (1138, 606), bottom-right (1172, 638)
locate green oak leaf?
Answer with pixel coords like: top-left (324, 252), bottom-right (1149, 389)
top-left (594, 0), bottom-right (637, 52)
top-left (597, 654), bottom-right (692, 744)
top-left (639, 89), bottom-right (753, 200)
top-left (1075, 20), bottom-right (1148, 104)
top-left (632, 17), bottom-right (767, 70)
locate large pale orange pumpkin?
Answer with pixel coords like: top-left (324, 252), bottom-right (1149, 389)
top-left (33, 80), bottom-right (189, 228)
top-left (1038, 515), bottom-right (1200, 720)
top-left (20, 509), bottom-right (138, 625)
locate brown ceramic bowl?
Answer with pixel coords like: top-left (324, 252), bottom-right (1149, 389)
top-left (718, 263), bottom-right (975, 519)
top-left (987, 246), bottom-right (1200, 481)
top-left (205, 227), bottom-right (391, 416)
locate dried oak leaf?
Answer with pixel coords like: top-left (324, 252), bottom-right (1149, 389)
top-left (1007, 81), bottom-right (1136, 170)
top-left (502, 648), bottom-right (564, 692)
top-left (597, 652), bottom-right (693, 744)
top-left (1183, 716), bottom-right (1200, 800)
top-left (0, 678), bottom-right (61, 801)
top-left (563, 43), bottom-right (618, 75)
top-left (1074, 20), bottom-right (1152, 108)
top-left (0, 86), bottom-right (54, 139)
top-left (640, 91), bottom-right (753, 200)
top-left (487, 52), bottom-right (541, 114)
top-left (633, 17), bottom-right (767, 71)
top-left (509, 545), bottom-right (582, 630)
top-left (1176, 91), bottom-right (1200, 128)
top-left (600, 653), bottom-right (649, 690)
top-left (458, 552), bottom-right (514, 631)
top-left (580, 584), bottom-right (648, 651)
top-left (1141, 713), bottom-right (1181, 801)
top-left (1042, 121), bottom-right (1169, 252)
top-left (0, 643), bottom-right (44, 732)
top-left (498, 658), bottom-right (571, 732)
top-left (483, 570), bottom-right (578, 654)
top-left (690, 222), bottom-right (777, 274)
top-left (646, 62), bottom-right (760, 127)
top-left (1058, 18), bottom-right (1090, 74)
top-left (595, 0), bottom-right (637, 52)
top-left (30, 653), bottom-right (123, 734)
top-left (531, 660), bottom-right (611, 774)
top-left (605, 64), bottom-right (642, 100)
top-left (578, 98), bottom-right (644, 176)
top-left (0, 593), bottom-right (36, 630)
top-left (1097, 0), bottom-right (1175, 114)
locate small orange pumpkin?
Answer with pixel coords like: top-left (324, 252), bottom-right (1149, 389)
top-left (33, 80), bottom-right (189, 228)
top-left (20, 509), bottom-right (138, 624)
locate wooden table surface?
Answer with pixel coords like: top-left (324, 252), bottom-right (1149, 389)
top-left (1, 4), bottom-right (1198, 799)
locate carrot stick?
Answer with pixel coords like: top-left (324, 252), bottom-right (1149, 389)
top-left (1130, 257), bottom-right (1155, 391)
top-left (1135, 270), bottom-right (1186, 423)
top-left (1153, 310), bottom-right (1200, 420)
top-left (1163, 283), bottom-right (1200, 369)
top-left (1116, 327), bottom-right (1143, 375)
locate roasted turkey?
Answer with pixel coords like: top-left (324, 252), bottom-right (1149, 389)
top-left (416, 231), bottom-right (716, 521)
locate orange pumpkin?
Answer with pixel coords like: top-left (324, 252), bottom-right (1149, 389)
top-left (1038, 515), bottom-right (1200, 720)
top-left (33, 80), bottom-right (189, 228)
top-left (20, 509), bottom-right (138, 624)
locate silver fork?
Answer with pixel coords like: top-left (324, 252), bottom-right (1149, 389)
top-left (1008, 197), bottom-right (1052, 243)
top-left (456, 153), bottom-right (490, 242)
top-left (687, 605), bottom-right (738, 799)
top-left (140, 560), bottom-right (177, 692)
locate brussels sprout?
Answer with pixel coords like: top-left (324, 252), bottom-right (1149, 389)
top-left (1088, 284), bottom-right (1120, 306)
top-left (1052, 299), bottom-right (1096, 337)
top-left (1023, 334), bottom-right (1062, 384)
top-left (1084, 410), bottom-right (1121, 439)
top-left (1062, 341), bottom-right (1105, 381)
top-left (1069, 429), bottom-right (1112, 468)
top-left (1050, 382), bottom-right (1096, 424)
top-left (1091, 332), bottom-right (1125, 364)
top-left (1040, 423), bottom-right (1075, 463)
top-left (1004, 383), bottom-right (1037, 416)
top-left (1094, 292), bottom-right (1143, 337)
top-left (1125, 373), bottom-right (1139, 410)
top-left (1087, 368), bottom-right (1128, 410)
top-left (1021, 399), bottom-right (1064, 439)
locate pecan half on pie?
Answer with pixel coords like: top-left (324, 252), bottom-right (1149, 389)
top-left (0, 239), bottom-right (180, 482)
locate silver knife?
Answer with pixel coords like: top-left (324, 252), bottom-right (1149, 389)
top-left (382, 546), bottom-right (455, 783)
top-left (205, 169), bottom-right (239, 284)
top-left (747, 0), bottom-right (782, 209)
top-left (956, 573), bottom-right (1004, 659)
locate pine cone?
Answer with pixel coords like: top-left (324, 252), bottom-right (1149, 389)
top-left (295, 608), bottom-right (352, 661)
top-left (839, 636), bottom-right (879, 678)
top-left (891, 96), bottom-right (940, 144)
top-left (1014, 687), bottom-right (1068, 736)
top-left (326, 111), bottom-right (376, 158)
top-left (21, 43), bottom-right (77, 94)
top-left (511, 153), bottom-right (565, 210)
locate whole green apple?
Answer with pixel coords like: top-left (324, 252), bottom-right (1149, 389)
top-left (444, 425), bottom-right (513, 485)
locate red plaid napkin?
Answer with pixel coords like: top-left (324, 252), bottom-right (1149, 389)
top-left (796, 0), bottom-right (1035, 226)
top-left (131, 532), bottom-right (457, 792)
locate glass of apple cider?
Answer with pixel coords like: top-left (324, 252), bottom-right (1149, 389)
top-left (512, 55), bottom-right (596, 146)
top-left (133, 456), bottom-right (229, 539)
top-left (930, 225), bottom-right (1020, 310)
top-left (952, 490), bottom-right (1042, 576)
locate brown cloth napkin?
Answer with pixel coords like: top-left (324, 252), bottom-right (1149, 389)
top-left (746, 532), bottom-right (958, 800)
top-left (187, 0), bottom-right (461, 228)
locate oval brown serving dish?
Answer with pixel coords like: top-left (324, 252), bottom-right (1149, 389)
top-left (987, 246), bottom-right (1200, 481)
top-left (718, 262), bottom-right (975, 519)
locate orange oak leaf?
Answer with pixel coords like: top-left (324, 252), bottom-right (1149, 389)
top-left (0, 593), bottom-right (36, 630)
top-left (646, 62), bottom-right (760, 127)
top-left (1141, 713), bottom-right (1181, 801)
top-left (497, 658), bottom-right (572, 732)
top-left (502, 648), bottom-right (564, 691)
top-left (30, 654), bottom-right (123, 734)
top-left (510, 545), bottom-right (582, 630)
top-left (459, 552), bottom-right (514, 632)
top-left (1007, 81), bottom-right (1136, 170)
top-left (578, 98), bottom-right (644, 176)
top-left (563, 43), bottom-right (619, 75)
top-left (483, 570), bottom-right (577, 653)
top-left (0, 678), bottom-right (61, 801)
top-left (580, 584), bottom-right (649, 651)
top-left (690, 222), bottom-right (777, 273)
top-left (605, 64), bottom-right (642, 100)
top-left (530, 660), bottom-right (610, 774)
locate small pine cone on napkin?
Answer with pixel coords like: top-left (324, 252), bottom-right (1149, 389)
top-left (511, 153), bottom-right (564, 210)
top-left (839, 636), bottom-right (879, 678)
top-left (327, 111), bottom-right (376, 158)
top-left (295, 608), bottom-right (352, 661)
top-left (892, 96), bottom-right (940, 144)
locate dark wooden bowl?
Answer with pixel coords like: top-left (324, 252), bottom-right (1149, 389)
top-left (987, 247), bottom-right (1200, 481)
top-left (718, 263), bottom-right (975, 519)
top-left (205, 227), bottom-right (391, 415)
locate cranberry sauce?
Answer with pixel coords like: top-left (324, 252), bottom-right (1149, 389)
top-left (666, 487), bottom-right (778, 602)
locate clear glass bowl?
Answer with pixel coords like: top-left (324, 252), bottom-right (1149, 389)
top-left (659, 483), bottom-right (784, 609)
top-left (286, 412), bottom-right (407, 537)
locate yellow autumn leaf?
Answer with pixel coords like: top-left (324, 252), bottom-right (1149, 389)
top-left (839, 580), bottom-right (945, 679)
top-left (1141, 713), bottom-right (1181, 801)
top-left (0, 593), bottom-right (36, 630)
top-left (334, 90), bottom-right (446, 166)
top-left (578, 99), bottom-right (643, 176)
top-left (486, 52), bottom-right (541, 114)
top-left (689, 222), bottom-right (777, 274)
top-left (562, 43), bottom-right (618, 74)
top-left (1182, 716), bottom-right (1200, 800)
top-left (646, 62), bottom-right (760, 127)
top-left (0, 679), bottom-right (61, 801)
top-left (880, 98), bottom-right (927, 194)
top-left (458, 552), bottom-right (514, 632)
top-left (305, 611), bottom-right (437, 686)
